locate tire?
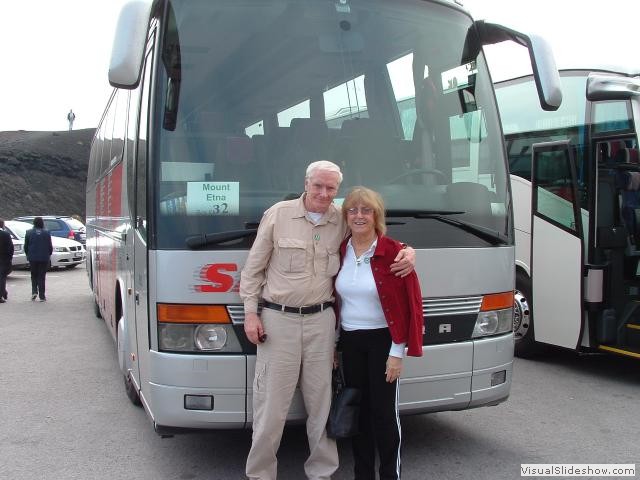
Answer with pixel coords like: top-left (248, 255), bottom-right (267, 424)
top-left (94, 298), bottom-right (102, 319)
top-left (514, 271), bottom-right (538, 358)
top-left (124, 372), bottom-right (142, 407)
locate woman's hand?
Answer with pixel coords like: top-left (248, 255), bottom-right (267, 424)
top-left (385, 355), bottom-right (403, 383)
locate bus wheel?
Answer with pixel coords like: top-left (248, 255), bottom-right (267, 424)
top-left (124, 372), bottom-right (142, 407)
top-left (514, 272), bottom-right (538, 357)
top-left (94, 298), bottom-right (102, 319)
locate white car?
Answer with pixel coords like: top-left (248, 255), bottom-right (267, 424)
top-left (4, 220), bottom-right (85, 270)
top-left (4, 230), bottom-right (28, 268)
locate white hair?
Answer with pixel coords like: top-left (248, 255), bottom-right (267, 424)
top-left (305, 160), bottom-right (343, 183)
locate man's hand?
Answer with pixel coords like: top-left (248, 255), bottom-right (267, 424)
top-left (390, 245), bottom-right (415, 277)
top-left (244, 312), bottom-right (265, 345)
top-left (385, 355), bottom-right (403, 382)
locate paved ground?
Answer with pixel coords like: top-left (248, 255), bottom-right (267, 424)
top-left (1, 266), bottom-right (638, 479)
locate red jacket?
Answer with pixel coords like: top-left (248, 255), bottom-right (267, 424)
top-left (337, 235), bottom-right (424, 357)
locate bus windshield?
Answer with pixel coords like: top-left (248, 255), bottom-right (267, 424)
top-left (152, 0), bottom-right (510, 249)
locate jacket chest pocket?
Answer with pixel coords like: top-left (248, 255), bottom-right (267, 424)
top-left (325, 249), bottom-right (340, 276)
top-left (277, 238), bottom-right (307, 273)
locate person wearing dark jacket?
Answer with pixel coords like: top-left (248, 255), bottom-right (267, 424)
top-left (24, 217), bottom-right (53, 301)
top-left (335, 187), bottom-right (424, 480)
top-left (0, 219), bottom-right (14, 303)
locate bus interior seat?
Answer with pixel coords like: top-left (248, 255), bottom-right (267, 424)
top-left (284, 118), bottom-right (330, 189)
top-left (216, 135), bottom-right (257, 184)
top-left (445, 182), bottom-right (493, 227)
top-left (251, 134), bottom-right (271, 188)
top-left (613, 147), bottom-right (640, 165)
top-left (611, 148), bottom-right (640, 246)
top-left (335, 117), bottom-right (399, 188)
top-left (602, 140), bottom-right (627, 164)
top-left (263, 126), bottom-right (292, 190)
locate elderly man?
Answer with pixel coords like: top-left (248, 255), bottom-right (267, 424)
top-left (240, 160), bottom-right (415, 480)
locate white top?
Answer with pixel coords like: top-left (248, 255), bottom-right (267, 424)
top-left (335, 238), bottom-right (406, 358)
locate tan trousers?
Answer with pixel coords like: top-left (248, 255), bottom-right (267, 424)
top-left (246, 307), bottom-right (338, 480)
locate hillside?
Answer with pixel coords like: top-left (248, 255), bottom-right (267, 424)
top-left (0, 128), bottom-right (95, 220)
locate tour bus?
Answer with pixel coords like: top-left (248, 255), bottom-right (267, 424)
top-left (495, 66), bottom-right (640, 359)
top-left (86, 0), bottom-right (561, 435)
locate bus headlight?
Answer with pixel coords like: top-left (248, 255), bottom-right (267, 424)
top-left (471, 292), bottom-right (514, 338)
top-left (159, 324), bottom-right (193, 350)
top-left (157, 304), bottom-right (243, 353)
top-left (158, 323), bottom-right (242, 352)
top-left (195, 325), bottom-right (228, 351)
top-left (472, 308), bottom-right (513, 337)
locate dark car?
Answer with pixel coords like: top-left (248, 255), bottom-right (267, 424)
top-left (13, 216), bottom-right (86, 245)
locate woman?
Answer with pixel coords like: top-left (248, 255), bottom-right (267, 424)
top-left (24, 217), bottom-right (53, 301)
top-left (335, 187), bottom-right (423, 480)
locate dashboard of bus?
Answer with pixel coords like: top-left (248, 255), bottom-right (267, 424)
top-left (149, 0), bottom-right (512, 249)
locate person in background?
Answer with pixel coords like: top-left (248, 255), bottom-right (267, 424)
top-left (0, 219), bottom-right (14, 303)
top-left (67, 109), bottom-right (76, 131)
top-left (335, 187), bottom-right (424, 480)
top-left (24, 217), bottom-right (53, 302)
top-left (240, 161), bottom-right (415, 480)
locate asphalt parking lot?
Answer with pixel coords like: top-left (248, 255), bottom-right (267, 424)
top-left (1, 266), bottom-right (638, 479)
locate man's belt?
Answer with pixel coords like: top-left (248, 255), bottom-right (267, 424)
top-left (262, 300), bottom-right (334, 315)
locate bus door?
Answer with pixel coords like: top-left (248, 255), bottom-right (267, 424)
top-left (530, 141), bottom-right (584, 349)
top-left (133, 45), bottom-right (154, 403)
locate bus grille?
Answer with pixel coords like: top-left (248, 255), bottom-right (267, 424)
top-left (226, 305), bottom-right (246, 324)
top-left (227, 296), bottom-right (483, 323)
top-left (423, 296), bottom-right (482, 317)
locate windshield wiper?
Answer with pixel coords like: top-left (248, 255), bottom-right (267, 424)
top-left (186, 229), bottom-right (257, 249)
top-left (386, 209), bottom-right (465, 217)
top-left (385, 209), bottom-right (508, 245)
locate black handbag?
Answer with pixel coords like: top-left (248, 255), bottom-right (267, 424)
top-left (326, 362), bottom-right (361, 439)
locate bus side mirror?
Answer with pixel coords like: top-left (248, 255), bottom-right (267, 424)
top-left (586, 73), bottom-right (640, 101)
top-left (473, 21), bottom-right (562, 111)
top-left (108, 0), bottom-right (153, 89)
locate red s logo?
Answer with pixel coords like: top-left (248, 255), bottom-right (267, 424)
top-left (195, 263), bottom-right (239, 293)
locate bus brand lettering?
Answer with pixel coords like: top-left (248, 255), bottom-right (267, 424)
top-left (195, 263), bottom-right (239, 292)
top-left (439, 324), bottom-right (452, 334)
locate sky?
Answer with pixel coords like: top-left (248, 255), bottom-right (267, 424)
top-left (1, 0), bottom-right (639, 132)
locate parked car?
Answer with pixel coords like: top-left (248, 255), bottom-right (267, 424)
top-left (4, 220), bottom-right (85, 269)
top-left (2, 225), bottom-right (28, 268)
top-left (13, 215), bottom-right (86, 245)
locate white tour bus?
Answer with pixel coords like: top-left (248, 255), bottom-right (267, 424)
top-left (495, 66), bottom-right (640, 359)
top-left (87, 0), bottom-right (561, 435)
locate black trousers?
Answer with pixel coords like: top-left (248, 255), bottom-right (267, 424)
top-left (30, 261), bottom-right (48, 299)
top-left (340, 328), bottom-right (401, 480)
top-left (0, 261), bottom-right (10, 299)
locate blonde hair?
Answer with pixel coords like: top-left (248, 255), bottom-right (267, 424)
top-left (342, 186), bottom-right (386, 235)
